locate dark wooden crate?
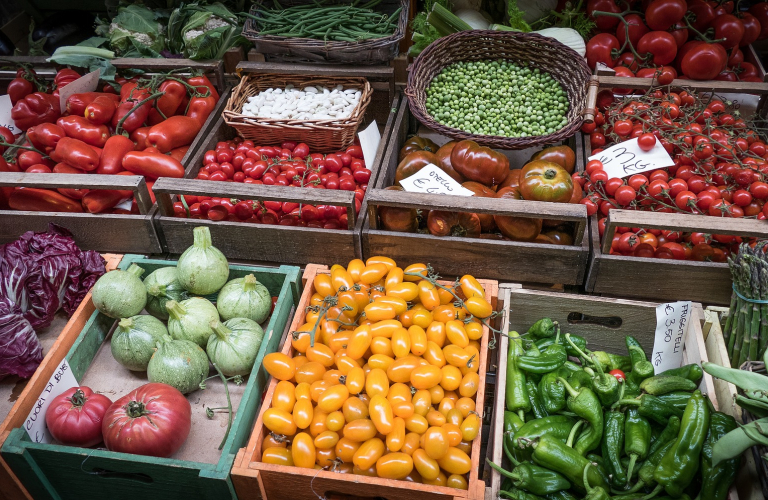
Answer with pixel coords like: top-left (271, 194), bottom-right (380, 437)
top-left (362, 95), bottom-right (590, 285)
top-left (582, 77), bottom-right (768, 305)
top-left (0, 66), bottom-right (230, 255)
top-left (1, 255), bottom-right (300, 500)
top-left (152, 66), bottom-right (399, 266)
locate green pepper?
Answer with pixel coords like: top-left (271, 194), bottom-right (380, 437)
top-left (504, 411), bottom-right (526, 463)
top-left (592, 350), bottom-right (633, 372)
top-left (617, 394), bottom-right (684, 425)
top-left (590, 353), bottom-right (621, 406)
top-left (531, 434), bottom-right (610, 492)
top-left (656, 391), bottom-right (694, 409)
top-left (500, 487), bottom-right (547, 500)
top-left (528, 318), bottom-right (558, 338)
top-left (536, 334), bottom-right (589, 358)
top-left (602, 411), bottom-right (627, 488)
top-left (518, 344), bottom-right (568, 374)
top-left (699, 412), bottom-right (739, 500)
top-left (526, 379), bottom-right (549, 419)
top-left (486, 457), bottom-right (572, 495)
top-left (640, 375), bottom-right (697, 396)
top-left (507, 331), bottom-right (532, 418)
top-left (628, 416), bottom-right (682, 492)
top-left (545, 490), bottom-right (578, 500)
top-left (654, 390), bottom-right (710, 497)
top-left (568, 369), bottom-right (593, 390)
top-left (583, 463), bottom-right (612, 500)
top-left (514, 415), bottom-right (577, 449)
top-left (648, 416), bottom-right (681, 457)
top-left (658, 364), bottom-right (703, 384)
top-left (626, 336), bottom-right (655, 385)
top-left (624, 408), bottom-right (651, 484)
top-left (558, 377), bottom-right (604, 455)
top-left (539, 369), bottom-right (567, 413)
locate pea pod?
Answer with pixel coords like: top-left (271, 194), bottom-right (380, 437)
top-left (702, 362), bottom-right (768, 402)
top-left (700, 412), bottom-right (739, 500)
top-left (654, 390), bottom-right (710, 497)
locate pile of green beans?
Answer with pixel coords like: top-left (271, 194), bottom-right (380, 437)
top-left (252, 0), bottom-right (400, 42)
top-left (425, 59), bottom-right (569, 138)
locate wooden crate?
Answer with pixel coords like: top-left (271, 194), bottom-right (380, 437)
top-left (701, 307), bottom-right (740, 419)
top-left (361, 94), bottom-right (590, 286)
top-left (0, 63), bottom-right (230, 255)
top-left (582, 76), bottom-right (768, 304)
top-left (151, 67), bottom-right (399, 266)
top-left (487, 284), bottom-right (721, 500)
top-left (0, 253), bottom-right (123, 500)
top-left (230, 264), bottom-right (499, 500)
top-left (1, 255), bottom-right (301, 500)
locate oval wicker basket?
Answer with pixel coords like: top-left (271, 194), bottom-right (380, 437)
top-left (223, 73), bottom-right (372, 151)
top-left (406, 30), bottom-right (591, 150)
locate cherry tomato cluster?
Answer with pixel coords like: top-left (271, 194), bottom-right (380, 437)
top-left (586, 0), bottom-right (768, 82)
top-left (260, 258), bottom-right (491, 487)
top-left (174, 138), bottom-right (370, 229)
top-left (578, 87), bottom-right (768, 261)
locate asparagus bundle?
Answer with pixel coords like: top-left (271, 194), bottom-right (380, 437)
top-left (723, 243), bottom-right (768, 367)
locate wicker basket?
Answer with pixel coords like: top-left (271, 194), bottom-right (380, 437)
top-left (741, 360), bottom-right (768, 499)
top-left (222, 73), bottom-right (372, 151)
top-left (242, 0), bottom-right (407, 65)
top-left (406, 30), bottom-right (591, 150)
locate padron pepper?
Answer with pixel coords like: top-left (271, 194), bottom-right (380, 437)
top-left (518, 342), bottom-right (567, 374)
top-left (649, 415), bottom-right (681, 458)
top-left (506, 331), bottom-right (531, 418)
top-left (500, 487), bottom-right (546, 500)
top-left (558, 377), bottom-right (603, 455)
top-left (586, 350), bottom-right (620, 406)
top-left (539, 368), bottom-right (568, 413)
top-left (504, 411), bottom-right (526, 463)
top-left (640, 375), bottom-right (697, 396)
top-left (536, 335), bottom-right (588, 357)
top-left (487, 453), bottom-right (571, 495)
top-left (602, 411), bottom-right (627, 488)
top-left (624, 408), bottom-right (651, 484)
top-left (626, 336), bottom-right (655, 386)
top-left (528, 318), bottom-right (558, 339)
top-left (617, 394), bottom-right (684, 426)
top-left (568, 369), bottom-right (593, 391)
top-left (582, 463), bottom-right (611, 500)
top-left (699, 412), bottom-right (739, 500)
top-left (656, 391), bottom-right (694, 409)
top-left (658, 364), bottom-right (704, 383)
top-left (545, 490), bottom-right (578, 500)
top-left (526, 379), bottom-right (549, 419)
top-left (629, 417), bottom-right (681, 493)
top-left (592, 351), bottom-right (633, 373)
top-left (514, 415), bottom-right (576, 450)
top-left (530, 434), bottom-right (610, 492)
top-left (450, 139), bottom-right (510, 186)
top-left (654, 390), bottom-right (710, 497)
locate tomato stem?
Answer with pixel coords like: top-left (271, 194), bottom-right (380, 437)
top-left (115, 91), bottom-right (166, 136)
top-left (68, 389), bottom-right (86, 408)
top-left (126, 401), bottom-right (148, 418)
top-left (212, 363), bottom-right (233, 451)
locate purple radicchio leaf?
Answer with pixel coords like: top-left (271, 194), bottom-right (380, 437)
top-left (0, 296), bottom-right (43, 379)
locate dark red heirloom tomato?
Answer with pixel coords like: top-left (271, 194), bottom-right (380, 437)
top-left (45, 387), bottom-right (112, 447)
top-left (102, 383), bottom-right (191, 458)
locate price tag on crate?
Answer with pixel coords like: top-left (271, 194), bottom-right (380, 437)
top-left (24, 358), bottom-right (78, 444)
top-left (58, 69), bottom-right (101, 114)
top-left (400, 163), bottom-right (475, 196)
top-left (588, 137), bottom-right (674, 179)
top-left (358, 120), bottom-right (380, 170)
top-left (651, 301), bottom-right (692, 372)
top-left (0, 94), bottom-right (21, 135)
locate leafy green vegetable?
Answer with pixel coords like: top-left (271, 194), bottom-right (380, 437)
top-left (95, 4), bottom-right (167, 57)
top-left (506, 0), bottom-right (531, 31)
top-left (47, 43), bottom-right (117, 85)
top-left (408, 0), bottom-right (451, 57)
top-left (529, 0), bottom-right (595, 40)
top-left (169, 3), bottom-right (250, 60)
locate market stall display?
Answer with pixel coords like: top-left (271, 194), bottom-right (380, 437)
top-left (1, 228), bottom-right (300, 500)
top-left (230, 261), bottom-right (497, 500)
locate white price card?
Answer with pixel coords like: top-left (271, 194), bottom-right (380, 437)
top-left (588, 137), bottom-right (674, 179)
top-left (399, 163), bottom-right (475, 196)
top-left (651, 301), bottom-right (692, 373)
top-left (0, 94), bottom-right (21, 135)
top-left (24, 358), bottom-right (78, 444)
top-left (721, 93), bottom-right (760, 119)
top-left (357, 120), bottom-right (380, 170)
top-left (58, 69), bottom-right (101, 113)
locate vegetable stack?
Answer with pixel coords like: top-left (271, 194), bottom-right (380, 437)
top-left (1, 67), bottom-right (220, 214)
top-left (495, 319), bottom-right (738, 500)
top-left (722, 242), bottom-right (768, 366)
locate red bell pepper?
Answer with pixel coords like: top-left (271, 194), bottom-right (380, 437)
top-left (122, 151), bottom-right (185, 179)
top-left (186, 95), bottom-right (216, 125)
top-left (54, 137), bottom-right (100, 172)
top-left (8, 77), bottom-right (34, 105)
top-left (66, 92), bottom-right (119, 116)
top-left (11, 92), bottom-right (61, 131)
top-left (98, 135), bottom-right (135, 175)
top-left (54, 69), bottom-right (80, 89)
top-left (9, 187), bottom-right (83, 212)
top-left (57, 116), bottom-right (110, 148)
top-left (27, 123), bottom-right (65, 152)
top-left (146, 116), bottom-right (201, 153)
top-left (187, 75), bottom-right (219, 102)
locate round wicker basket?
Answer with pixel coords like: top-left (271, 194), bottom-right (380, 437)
top-left (406, 30), bottom-right (591, 150)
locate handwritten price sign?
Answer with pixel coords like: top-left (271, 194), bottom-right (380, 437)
top-left (24, 359), bottom-right (78, 443)
top-left (588, 137), bottom-right (674, 179)
top-left (651, 301), bottom-right (692, 373)
top-left (0, 94), bottom-right (21, 135)
top-left (400, 164), bottom-right (474, 196)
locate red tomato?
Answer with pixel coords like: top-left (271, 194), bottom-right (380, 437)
top-left (615, 185), bottom-right (637, 206)
top-left (102, 383), bottom-right (191, 458)
top-left (749, 3), bottom-right (768, 40)
top-left (618, 232), bottom-right (639, 253)
top-left (711, 14), bottom-right (745, 49)
top-left (616, 14), bottom-right (650, 47)
top-left (588, 0), bottom-right (621, 30)
top-left (675, 190), bottom-right (697, 210)
top-left (628, 174), bottom-right (648, 191)
top-left (662, 242), bottom-right (686, 260)
top-left (45, 387), bottom-right (112, 447)
top-left (645, 0), bottom-right (686, 30)
top-left (679, 41), bottom-right (727, 80)
top-left (733, 189), bottom-right (753, 207)
top-left (609, 369), bottom-right (626, 382)
top-left (586, 33), bottom-right (621, 69)
top-left (637, 31), bottom-right (678, 65)
top-left (638, 133), bottom-right (657, 151)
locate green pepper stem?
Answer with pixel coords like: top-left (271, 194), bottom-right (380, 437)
top-left (583, 462), bottom-right (595, 493)
top-left (626, 454), bottom-right (639, 486)
top-left (613, 480), bottom-right (645, 496)
top-left (566, 419), bottom-right (585, 447)
top-left (566, 333), bottom-right (593, 363)
top-left (590, 354), bottom-right (609, 383)
top-left (614, 398), bottom-right (640, 409)
top-left (486, 458), bottom-right (516, 479)
top-left (502, 433), bottom-right (521, 466)
top-left (642, 484), bottom-right (663, 500)
top-left (554, 324), bottom-right (560, 344)
top-left (557, 377), bottom-right (580, 399)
